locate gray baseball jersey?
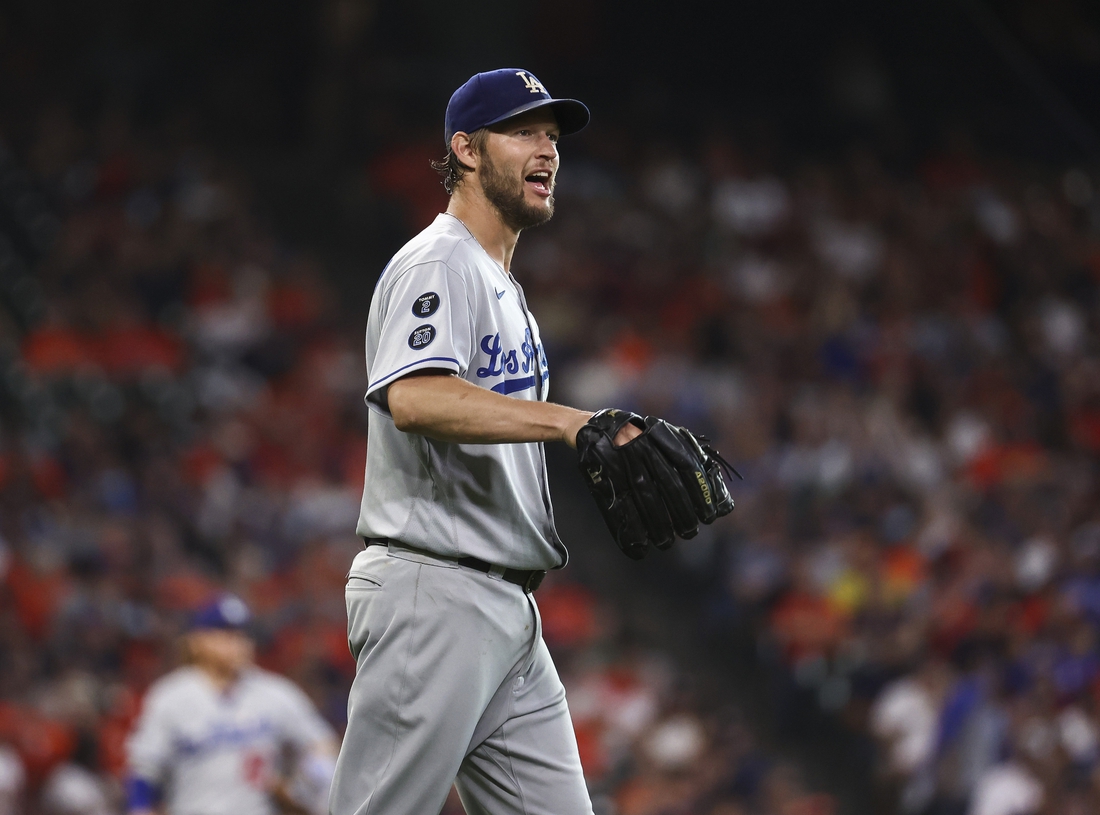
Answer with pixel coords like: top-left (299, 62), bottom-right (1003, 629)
top-left (357, 212), bottom-right (566, 571)
top-left (126, 666), bottom-right (334, 815)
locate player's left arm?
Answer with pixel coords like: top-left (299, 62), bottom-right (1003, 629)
top-left (270, 739), bottom-right (339, 815)
top-left (269, 679), bottom-right (340, 815)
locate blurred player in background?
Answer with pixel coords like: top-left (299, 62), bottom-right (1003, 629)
top-left (124, 594), bottom-right (338, 815)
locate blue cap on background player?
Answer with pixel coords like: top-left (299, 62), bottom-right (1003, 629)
top-left (445, 69), bottom-right (590, 144)
top-left (190, 593), bottom-right (251, 630)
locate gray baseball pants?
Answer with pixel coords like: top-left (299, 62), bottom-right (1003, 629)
top-left (328, 542), bottom-right (594, 815)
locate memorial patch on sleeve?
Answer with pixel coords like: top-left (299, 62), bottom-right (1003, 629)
top-left (408, 324), bottom-right (436, 349)
top-left (412, 292), bottom-right (440, 317)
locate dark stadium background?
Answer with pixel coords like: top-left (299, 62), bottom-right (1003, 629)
top-left (1, 1), bottom-right (1099, 814)
top-left (6, 0), bottom-right (1098, 297)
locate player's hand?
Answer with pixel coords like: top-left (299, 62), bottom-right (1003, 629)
top-left (575, 409), bottom-right (740, 560)
top-left (269, 778), bottom-right (310, 815)
top-left (613, 422), bottom-right (642, 446)
top-left (563, 410), bottom-right (641, 448)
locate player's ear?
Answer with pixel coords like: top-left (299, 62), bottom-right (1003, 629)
top-left (451, 131), bottom-right (480, 173)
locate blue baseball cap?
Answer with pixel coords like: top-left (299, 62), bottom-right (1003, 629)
top-left (444, 69), bottom-right (590, 144)
top-left (189, 593), bottom-right (251, 631)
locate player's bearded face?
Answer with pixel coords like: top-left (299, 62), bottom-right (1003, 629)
top-left (479, 148), bottom-right (554, 231)
top-left (476, 114), bottom-right (559, 232)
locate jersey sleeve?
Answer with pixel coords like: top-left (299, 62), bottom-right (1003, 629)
top-left (272, 679), bottom-right (336, 750)
top-left (366, 260), bottom-right (474, 408)
top-left (124, 684), bottom-right (176, 785)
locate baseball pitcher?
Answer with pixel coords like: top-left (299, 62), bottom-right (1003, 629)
top-left (330, 68), bottom-right (736, 815)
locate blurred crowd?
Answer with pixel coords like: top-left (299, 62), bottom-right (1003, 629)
top-left (0, 106), bottom-right (366, 814)
top-left (1, 91), bottom-right (1099, 815)
top-left (0, 106), bottom-right (835, 815)
top-left (512, 128), bottom-right (1099, 815)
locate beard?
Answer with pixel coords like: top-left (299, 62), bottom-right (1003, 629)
top-left (479, 151), bottom-right (554, 232)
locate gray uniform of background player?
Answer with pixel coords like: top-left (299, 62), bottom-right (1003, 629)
top-left (329, 213), bottom-right (593, 814)
top-left (127, 666), bottom-right (335, 815)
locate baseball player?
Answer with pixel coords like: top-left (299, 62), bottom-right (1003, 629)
top-left (329, 68), bottom-right (617, 815)
top-left (125, 594), bottom-right (338, 815)
top-left (331, 67), bottom-right (737, 815)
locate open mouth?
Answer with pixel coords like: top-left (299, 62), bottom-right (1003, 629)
top-left (525, 170), bottom-right (552, 197)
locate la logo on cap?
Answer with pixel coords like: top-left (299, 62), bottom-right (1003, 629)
top-left (516, 71), bottom-right (547, 95)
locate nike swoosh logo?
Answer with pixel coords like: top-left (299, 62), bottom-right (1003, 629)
top-left (495, 289), bottom-right (506, 299)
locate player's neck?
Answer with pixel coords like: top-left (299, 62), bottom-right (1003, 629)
top-left (446, 192), bottom-right (519, 272)
top-left (197, 662), bottom-right (243, 692)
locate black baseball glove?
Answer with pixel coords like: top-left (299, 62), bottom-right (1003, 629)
top-left (576, 408), bottom-right (741, 560)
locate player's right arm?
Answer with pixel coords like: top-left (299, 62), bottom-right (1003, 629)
top-left (369, 259), bottom-right (634, 449)
top-left (125, 781), bottom-right (160, 815)
top-left (124, 680), bottom-right (176, 815)
top-left (124, 769), bottom-right (162, 815)
top-left (387, 370), bottom-right (593, 448)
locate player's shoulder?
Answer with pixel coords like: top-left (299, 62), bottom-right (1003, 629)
top-left (381, 214), bottom-right (484, 286)
top-left (242, 667), bottom-right (312, 701)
